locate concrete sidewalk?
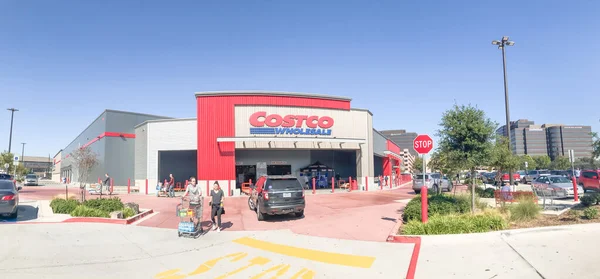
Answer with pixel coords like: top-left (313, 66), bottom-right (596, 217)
top-left (415, 223), bottom-right (600, 279)
top-left (0, 223), bottom-right (413, 279)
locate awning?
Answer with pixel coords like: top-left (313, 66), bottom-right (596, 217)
top-left (217, 137), bottom-right (366, 144)
top-left (384, 150), bottom-right (403, 161)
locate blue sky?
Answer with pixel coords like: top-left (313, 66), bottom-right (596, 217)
top-left (1, 0), bottom-right (598, 157)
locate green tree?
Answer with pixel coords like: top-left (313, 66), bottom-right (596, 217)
top-left (574, 157), bottom-right (598, 170)
top-left (427, 151), bottom-right (457, 194)
top-left (532, 155), bottom-right (551, 170)
top-left (519, 155), bottom-right (537, 171)
top-left (412, 156), bottom-right (424, 174)
top-left (550, 156), bottom-right (571, 170)
top-left (15, 164), bottom-right (29, 177)
top-left (0, 151), bottom-right (16, 174)
top-left (489, 136), bottom-right (521, 177)
top-left (71, 146), bottom-right (99, 202)
top-left (592, 132), bottom-right (600, 159)
top-left (437, 104), bottom-right (497, 213)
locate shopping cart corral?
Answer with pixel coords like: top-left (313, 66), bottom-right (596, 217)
top-left (532, 185), bottom-right (567, 210)
top-left (176, 198), bottom-right (203, 238)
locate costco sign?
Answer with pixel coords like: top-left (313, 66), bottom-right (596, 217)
top-left (249, 111), bottom-right (334, 136)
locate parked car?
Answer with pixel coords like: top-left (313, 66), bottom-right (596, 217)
top-left (24, 174), bottom-right (38, 186)
top-left (248, 175), bottom-right (305, 221)
top-left (0, 179), bottom-right (21, 218)
top-left (501, 172), bottom-right (520, 185)
top-left (481, 172), bottom-right (497, 184)
top-left (412, 173), bottom-right (453, 194)
top-left (550, 170), bottom-right (572, 178)
top-left (523, 170), bottom-right (551, 184)
top-left (579, 169), bottom-right (600, 193)
top-left (532, 175), bottom-right (583, 198)
top-left (0, 174), bottom-right (13, 180)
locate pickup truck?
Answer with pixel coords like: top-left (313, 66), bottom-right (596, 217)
top-left (501, 172), bottom-right (521, 184)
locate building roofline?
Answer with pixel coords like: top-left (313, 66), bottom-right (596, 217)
top-left (104, 109), bottom-right (174, 120)
top-left (135, 118), bottom-right (197, 129)
top-left (350, 108), bottom-right (373, 116)
top-left (195, 90), bottom-right (352, 102)
top-left (53, 149), bottom-right (63, 158)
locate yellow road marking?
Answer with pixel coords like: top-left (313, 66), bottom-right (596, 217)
top-left (215, 256), bottom-right (271, 279)
top-left (232, 237), bottom-right (375, 268)
top-left (250, 264), bottom-right (291, 279)
top-left (188, 252), bottom-right (248, 276)
top-left (291, 268), bottom-right (316, 279)
top-left (154, 269), bottom-right (187, 279)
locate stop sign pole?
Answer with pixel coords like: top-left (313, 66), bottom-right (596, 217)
top-left (413, 134), bottom-right (434, 223)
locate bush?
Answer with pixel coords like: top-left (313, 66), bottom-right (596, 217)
top-left (403, 194), bottom-right (471, 222)
top-left (402, 212), bottom-right (507, 235)
top-left (509, 197), bottom-right (541, 222)
top-left (50, 198), bottom-right (80, 214)
top-left (83, 197), bottom-right (124, 213)
top-left (583, 207), bottom-right (598, 219)
top-left (581, 195), bottom-right (596, 207)
top-left (482, 188), bottom-right (495, 198)
top-left (70, 205), bottom-right (110, 218)
top-left (123, 207), bottom-right (136, 219)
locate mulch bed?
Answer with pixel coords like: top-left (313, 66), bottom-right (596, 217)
top-left (510, 204), bottom-right (600, 229)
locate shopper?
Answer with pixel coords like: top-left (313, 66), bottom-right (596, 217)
top-left (103, 173), bottom-right (111, 194)
top-left (210, 181), bottom-right (225, 231)
top-left (168, 174), bottom-right (175, 197)
top-left (183, 176), bottom-right (203, 232)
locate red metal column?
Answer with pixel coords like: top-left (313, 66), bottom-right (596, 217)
top-left (312, 177), bottom-right (316, 194)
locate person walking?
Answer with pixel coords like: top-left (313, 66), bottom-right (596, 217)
top-left (168, 174), bottom-right (175, 197)
top-left (210, 181), bottom-right (225, 232)
top-left (103, 173), bottom-right (111, 194)
top-left (183, 176), bottom-right (203, 232)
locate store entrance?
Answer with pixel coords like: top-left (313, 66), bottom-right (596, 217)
top-left (267, 165), bottom-right (292, 175)
top-left (235, 165), bottom-right (256, 188)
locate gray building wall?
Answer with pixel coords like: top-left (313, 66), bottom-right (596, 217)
top-left (524, 128), bottom-right (547, 156)
top-left (134, 124), bottom-right (148, 181)
top-left (61, 110), bottom-right (170, 185)
top-left (158, 150), bottom-right (197, 185)
top-left (372, 129), bottom-right (387, 157)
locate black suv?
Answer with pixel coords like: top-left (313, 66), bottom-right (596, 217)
top-left (247, 175), bottom-right (305, 221)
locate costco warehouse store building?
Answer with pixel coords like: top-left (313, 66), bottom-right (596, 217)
top-left (56, 91), bottom-right (406, 195)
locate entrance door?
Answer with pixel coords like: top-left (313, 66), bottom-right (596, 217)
top-left (235, 165), bottom-right (256, 188)
top-left (267, 165), bottom-right (292, 175)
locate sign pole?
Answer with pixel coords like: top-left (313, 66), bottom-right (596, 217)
top-left (413, 134), bottom-right (434, 224)
top-left (569, 150), bottom-right (578, 202)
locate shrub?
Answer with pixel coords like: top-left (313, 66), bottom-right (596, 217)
top-left (403, 194), bottom-right (471, 222)
top-left (580, 195), bottom-right (596, 207)
top-left (509, 197), bottom-right (541, 222)
top-left (482, 188), bottom-right (495, 198)
top-left (71, 205), bottom-right (110, 218)
top-left (123, 207), bottom-right (136, 219)
top-left (83, 197), bottom-right (124, 213)
top-left (50, 198), bottom-right (80, 214)
top-left (402, 212), bottom-right (507, 235)
top-left (583, 207), bottom-right (598, 219)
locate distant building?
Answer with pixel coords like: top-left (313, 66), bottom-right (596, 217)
top-left (401, 148), bottom-right (415, 173)
top-left (379, 130), bottom-right (418, 156)
top-left (496, 119), bottom-right (593, 159)
top-left (19, 156), bottom-right (53, 178)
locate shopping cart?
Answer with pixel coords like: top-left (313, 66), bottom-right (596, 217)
top-left (176, 198), bottom-right (202, 238)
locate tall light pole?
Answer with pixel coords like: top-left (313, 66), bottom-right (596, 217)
top-left (6, 108), bottom-right (18, 154)
top-left (21, 143), bottom-right (26, 163)
top-left (492, 36), bottom-right (515, 185)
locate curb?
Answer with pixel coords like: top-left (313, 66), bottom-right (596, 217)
top-left (386, 211), bottom-right (420, 279)
top-left (62, 209), bottom-right (154, 225)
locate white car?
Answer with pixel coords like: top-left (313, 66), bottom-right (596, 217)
top-left (24, 174), bottom-right (38, 186)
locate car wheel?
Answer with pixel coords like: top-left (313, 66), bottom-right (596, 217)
top-left (8, 208), bottom-right (18, 219)
top-left (256, 203), bottom-right (264, 221)
top-left (295, 210), bottom-right (304, 218)
top-left (414, 189), bottom-right (421, 194)
top-left (447, 184), bottom-right (453, 192)
top-left (247, 197), bottom-right (255, 211)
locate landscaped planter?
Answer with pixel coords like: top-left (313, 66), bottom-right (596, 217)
top-left (63, 208), bottom-right (154, 225)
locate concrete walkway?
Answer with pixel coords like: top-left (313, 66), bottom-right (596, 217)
top-left (0, 223), bottom-right (413, 279)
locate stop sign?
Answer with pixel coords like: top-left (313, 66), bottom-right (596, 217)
top-left (413, 134), bottom-right (434, 154)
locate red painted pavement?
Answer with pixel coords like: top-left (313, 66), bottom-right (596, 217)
top-left (19, 184), bottom-right (415, 242)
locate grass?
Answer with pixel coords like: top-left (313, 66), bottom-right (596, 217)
top-left (402, 212), bottom-right (507, 235)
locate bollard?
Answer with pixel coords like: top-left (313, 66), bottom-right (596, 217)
top-left (390, 176), bottom-right (393, 189)
top-left (348, 177), bottom-right (352, 192)
top-left (206, 181), bottom-right (210, 196)
top-left (110, 178), bottom-right (114, 194)
top-left (572, 176), bottom-right (579, 202)
top-left (185, 180), bottom-right (188, 188)
top-left (127, 178), bottom-right (131, 194)
top-left (421, 186), bottom-right (428, 223)
top-left (331, 177), bottom-right (335, 193)
top-left (228, 180), bottom-right (231, 196)
top-left (145, 179), bottom-right (148, 195)
top-left (366, 176), bottom-right (369, 192)
top-left (312, 177), bottom-right (316, 194)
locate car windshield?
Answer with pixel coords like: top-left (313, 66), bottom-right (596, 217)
top-left (549, 177), bottom-right (571, 183)
top-left (528, 171), bottom-right (537, 175)
top-left (0, 174), bottom-right (11, 180)
top-left (415, 175), bottom-right (427, 179)
top-left (26, 174), bottom-right (36, 179)
top-left (0, 181), bottom-right (14, 190)
top-left (266, 178), bottom-right (302, 190)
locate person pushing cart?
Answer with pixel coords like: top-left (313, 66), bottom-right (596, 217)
top-left (182, 176), bottom-right (203, 233)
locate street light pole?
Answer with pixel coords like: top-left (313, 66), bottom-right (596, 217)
top-left (6, 108), bottom-right (19, 154)
top-left (492, 36), bottom-right (515, 185)
top-left (21, 143), bottom-right (26, 163)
